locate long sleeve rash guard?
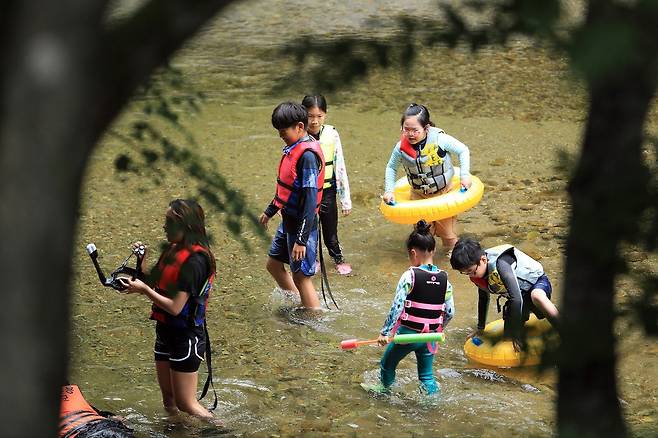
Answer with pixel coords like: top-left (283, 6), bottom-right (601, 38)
top-left (476, 253), bottom-right (523, 339)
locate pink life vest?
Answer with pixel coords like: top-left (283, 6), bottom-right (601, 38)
top-left (392, 267), bottom-right (448, 354)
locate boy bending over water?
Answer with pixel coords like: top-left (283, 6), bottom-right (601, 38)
top-left (450, 238), bottom-right (559, 349)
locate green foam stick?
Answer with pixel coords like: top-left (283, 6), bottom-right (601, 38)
top-left (393, 332), bottom-right (446, 345)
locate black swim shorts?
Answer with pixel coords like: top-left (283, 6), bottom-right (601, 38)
top-left (154, 322), bottom-right (206, 373)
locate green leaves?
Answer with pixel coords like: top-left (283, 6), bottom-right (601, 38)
top-left (111, 64), bottom-right (265, 247)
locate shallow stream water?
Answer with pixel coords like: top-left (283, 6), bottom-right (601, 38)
top-left (70, 1), bottom-right (657, 436)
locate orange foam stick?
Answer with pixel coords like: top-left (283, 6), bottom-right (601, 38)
top-left (340, 338), bottom-right (380, 350)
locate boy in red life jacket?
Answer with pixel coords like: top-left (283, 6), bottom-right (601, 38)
top-left (259, 102), bottom-right (326, 309)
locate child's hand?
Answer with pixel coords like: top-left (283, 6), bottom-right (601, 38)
top-left (131, 241), bottom-right (146, 254)
top-left (377, 334), bottom-right (389, 346)
top-left (118, 277), bottom-right (147, 294)
top-left (382, 192), bottom-right (395, 205)
top-left (460, 175), bottom-right (472, 189)
top-left (512, 338), bottom-right (526, 352)
top-left (131, 241), bottom-right (147, 264)
top-left (341, 208), bottom-right (352, 216)
top-left (292, 243), bottom-right (306, 261)
top-left (259, 213), bottom-right (270, 230)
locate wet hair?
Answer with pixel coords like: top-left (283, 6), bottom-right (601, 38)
top-left (406, 220), bottom-right (436, 252)
top-left (271, 102), bottom-right (308, 130)
top-left (400, 103), bottom-right (434, 127)
top-left (166, 199), bottom-right (216, 273)
top-left (450, 238), bottom-right (486, 270)
top-left (301, 95), bottom-right (327, 112)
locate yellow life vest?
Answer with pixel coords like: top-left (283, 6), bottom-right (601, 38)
top-left (319, 124), bottom-right (336, 189)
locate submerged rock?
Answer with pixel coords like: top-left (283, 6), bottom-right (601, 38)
top-left (522, 384), bottom-right (541, 393)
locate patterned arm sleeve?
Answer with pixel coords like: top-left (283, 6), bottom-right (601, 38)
top-left (333, 130), bottom-right (352, 211)
top-left (380, 270), bottom-right (413, 336)
top-left (443, 280), bottom-right (455, 325)
top-left (439, 133), bottom-right (471, 177)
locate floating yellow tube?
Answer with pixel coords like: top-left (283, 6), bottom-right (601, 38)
top-left (463, 315), bottom-right (557, 367)
top-left (379, 167), bottom-right (484, 224)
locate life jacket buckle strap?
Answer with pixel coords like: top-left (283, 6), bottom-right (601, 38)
top-left (414, 181), bottom-right (438, 194)
top-left (420, 184), bottom-right (434, 195)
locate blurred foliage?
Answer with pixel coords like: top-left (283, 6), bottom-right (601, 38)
top-left (555, 147), bottom-right (577, 181)
top-left (110, 64), bottom-right (265, 249)
top-left (626, 135), bottom-right (658, 336)
top-left (279, 0), bottom-right (565, 92)
top-left (282, 0), bottom-right (658, 90)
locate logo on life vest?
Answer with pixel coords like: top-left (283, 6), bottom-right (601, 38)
top-left (421, 144), bottom-right (444, 166)
top-left (488, 270), bottom-right (508, 294)
top-left (426, 275), bottom-right (442, 285)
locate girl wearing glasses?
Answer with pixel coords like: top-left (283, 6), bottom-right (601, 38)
top-left (382, 104), bottom-right (472, 254)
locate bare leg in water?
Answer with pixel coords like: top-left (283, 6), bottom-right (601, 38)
top-left (266, 256), bottom-right (298, 293)
top-left (530, 289), bottom-right (560, 327)
top-left (431, 216), bottom-right (458, 253)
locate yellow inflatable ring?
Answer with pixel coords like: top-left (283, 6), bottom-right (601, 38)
top-left (379, 167), bottom-right (484, 224)
top-left (463, 315), bottom-right (557, 367)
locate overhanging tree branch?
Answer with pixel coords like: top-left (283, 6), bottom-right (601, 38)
top-left (91, 0), bottom-right (239, 145)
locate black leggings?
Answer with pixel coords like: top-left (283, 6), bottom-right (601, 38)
top-left (319, 187), bottom-right (344, 263)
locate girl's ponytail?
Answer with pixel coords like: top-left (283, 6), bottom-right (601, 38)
top-left (406, 220), bottom-right (436, 252)
top-left (400, 103), bottom-right (433, 127)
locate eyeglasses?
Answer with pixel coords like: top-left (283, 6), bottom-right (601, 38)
top-left (459, 261), bottom-right (480, 276)
top-left (402, 127), bottom-right (423, 135)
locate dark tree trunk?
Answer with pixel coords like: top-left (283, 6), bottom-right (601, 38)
top-left (0, 0), bottom-right (236, 435)
top-left (558, 65), bottom-right (655, 437)
top-left (0, 3), bottom-right (106, 435)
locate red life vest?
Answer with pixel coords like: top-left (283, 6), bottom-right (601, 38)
top-left (470, 275), bottom-right (489, 290)
top-left (59, 385), bottom-right (106, 437)
top-left (150, 244), bottom-right (214, 327)
top-left (399, 134), bottom-right (418, 159)
top-left (398, 130), bottom-right (453, 194)
top-left (273, 139), bottom-right (325, 214)
top-left (399, 132), bottom-right (447, 160)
